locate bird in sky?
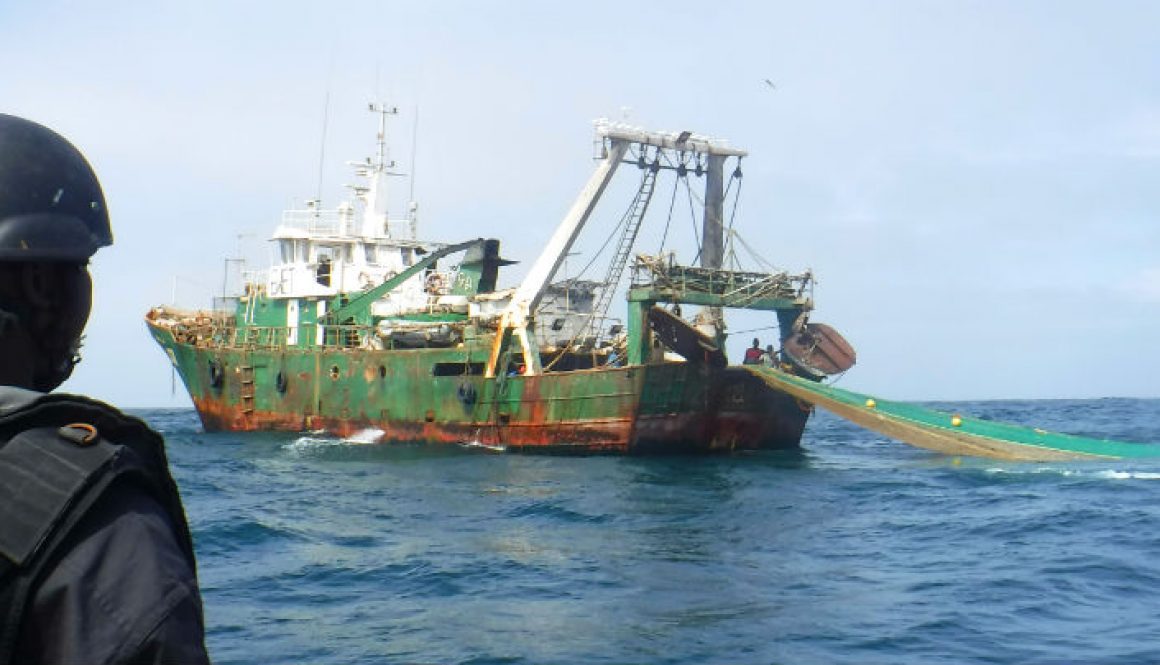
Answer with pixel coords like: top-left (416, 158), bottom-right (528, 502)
top-left (763, 78), bottom-right (777, 89)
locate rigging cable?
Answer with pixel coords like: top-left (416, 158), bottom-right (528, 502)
top-left (722, 157), bottom-right (738, 207)
top-left (586, 163), bottom-right (659, 338)
top-left (720, 159), bottom-right (745, 271)
top-left (730, 323), bottom-right (781, 336)
top-left (725, 159), bottom-right (744, 234)
top-left (656, 160), bottom-right (682, 254)
top-left (562, 144), bottom-right (660, 288)
top-left (545, 158), bottom-right (658, 369)
top-left (686, 174), bottom-right (703, 263)
top-left (733, 231), bottom-right (784, 274)
top-left (562, 192), bottom-right (631, 287)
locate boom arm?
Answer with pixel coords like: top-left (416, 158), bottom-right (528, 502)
top-left (325, 238), bottom-right (485, 324)
top-left (484, 139), bottom-right (629, 377)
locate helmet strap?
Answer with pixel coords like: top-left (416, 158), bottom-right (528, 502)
top-left (0, 264), bottom-right (88, 391)
top-left (0, 307), bottom-right (18, 338)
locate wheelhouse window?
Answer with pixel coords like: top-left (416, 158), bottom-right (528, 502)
top-left (315, 246), bottom-right (335, 287)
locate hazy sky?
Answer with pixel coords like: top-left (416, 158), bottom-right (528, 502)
top-left (3, 1), bottom-right (1157, 407)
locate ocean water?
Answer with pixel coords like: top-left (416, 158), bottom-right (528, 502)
top-left (138, 398), bottom-right (1160, 665)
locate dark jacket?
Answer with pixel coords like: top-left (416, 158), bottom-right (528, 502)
top-left (0, 388), bottom-right (209, 665)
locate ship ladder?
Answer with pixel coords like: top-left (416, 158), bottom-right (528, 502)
top-left (239, 364), bottom-right (256, 416)
top-left (586, 165), bottom-right (659, 342)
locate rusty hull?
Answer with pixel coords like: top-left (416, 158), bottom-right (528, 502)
top-left (150, 318), bottom-right (809, 454)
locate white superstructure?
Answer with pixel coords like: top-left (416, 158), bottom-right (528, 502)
top-left (260, 104), bottom-right (451, 315)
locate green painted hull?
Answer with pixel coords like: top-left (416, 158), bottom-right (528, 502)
top-left (148, 320), bottom-right (811, 453)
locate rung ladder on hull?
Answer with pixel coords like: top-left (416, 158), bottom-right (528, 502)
top-left (239, 365), bottom-right (255, 416)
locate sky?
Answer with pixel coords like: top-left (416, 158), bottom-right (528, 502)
top-left (3, 0), bottom-right (1158, 407)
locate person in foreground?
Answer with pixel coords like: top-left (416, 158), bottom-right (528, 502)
top-left (0, 114), bottom-right (209, 664)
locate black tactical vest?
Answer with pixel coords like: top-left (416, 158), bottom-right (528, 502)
top-left (0, 388), bottom-right (197, 663)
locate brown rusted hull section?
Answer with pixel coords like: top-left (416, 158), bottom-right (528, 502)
top-left (154, 317), bottom-right (810, 455)
top-left (186, 369), bottom-right (809, 454)
top-left (192, 390), bottom-right (809, 454)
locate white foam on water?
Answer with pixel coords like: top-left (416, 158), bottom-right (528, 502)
top-left (461, 440), bottom-right (507, 452)
top-left (344, 428), bottom-right (385, 445)
top-left (283, 435), bottom-right (342, 454)
top-left (282, 428), bottom-right (385, 453)
top-left (984, 466), bottom-right (1160, 480)
top-left (984, 467), bottom-right (1067, 476)
top-left (1094, 470), bottom-right (1160, 480)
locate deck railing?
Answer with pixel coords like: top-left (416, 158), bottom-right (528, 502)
top-left (279, 210), bottom-right (354, 236)
top-left (630, 254), bottom-right (811, 306)
top-left (278, 209), bottom-right (415, 239)
top-left (168, 319), bottom-right (378, 351)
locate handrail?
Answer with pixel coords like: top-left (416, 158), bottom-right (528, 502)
top-left (631, 254), bottom-right (807, 300)
top-left (276, 209), bottom-right (415, 239)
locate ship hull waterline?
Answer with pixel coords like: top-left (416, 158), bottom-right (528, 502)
top-left (149, 322), bottom-right (812, 454)
top-left (151, 325), bottom-right (811, 454)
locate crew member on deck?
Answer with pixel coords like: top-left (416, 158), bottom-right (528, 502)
top-left (316, 254), bottom-right (332, 286)
top-left (743, 337), bottom-right (764, 365)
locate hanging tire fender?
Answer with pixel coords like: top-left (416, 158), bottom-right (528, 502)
top-left (208, 360), bottom-right (224, 390)
top-left (457, 382), bottom-right (478, 406)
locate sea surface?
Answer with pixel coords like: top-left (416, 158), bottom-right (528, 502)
top-left (137, 398), bottom-right (1160, 665)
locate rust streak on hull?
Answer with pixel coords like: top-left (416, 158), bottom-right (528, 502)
top-left (187, 363), bottom-right (808, 454)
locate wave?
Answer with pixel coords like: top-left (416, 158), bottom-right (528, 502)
top-left (984, 466), bottom-right (1160, 480)
top-left (461, 439), bottom-right (507, 452)
top-left (281, 428), bottom-right (385, 454)
top-left (345, 428), bottom-right (386, 444)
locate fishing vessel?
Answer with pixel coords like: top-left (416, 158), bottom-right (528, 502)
top-left (146, 107), bottom-right (857, 453)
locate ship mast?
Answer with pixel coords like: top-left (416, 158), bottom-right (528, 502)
top-left (356, 102), bottom-right (398, 238)
top-left (701, 153), bottom-right (727, 327)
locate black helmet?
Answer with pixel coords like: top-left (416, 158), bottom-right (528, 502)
top-left (0, 114), bottom-right (112, 261)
